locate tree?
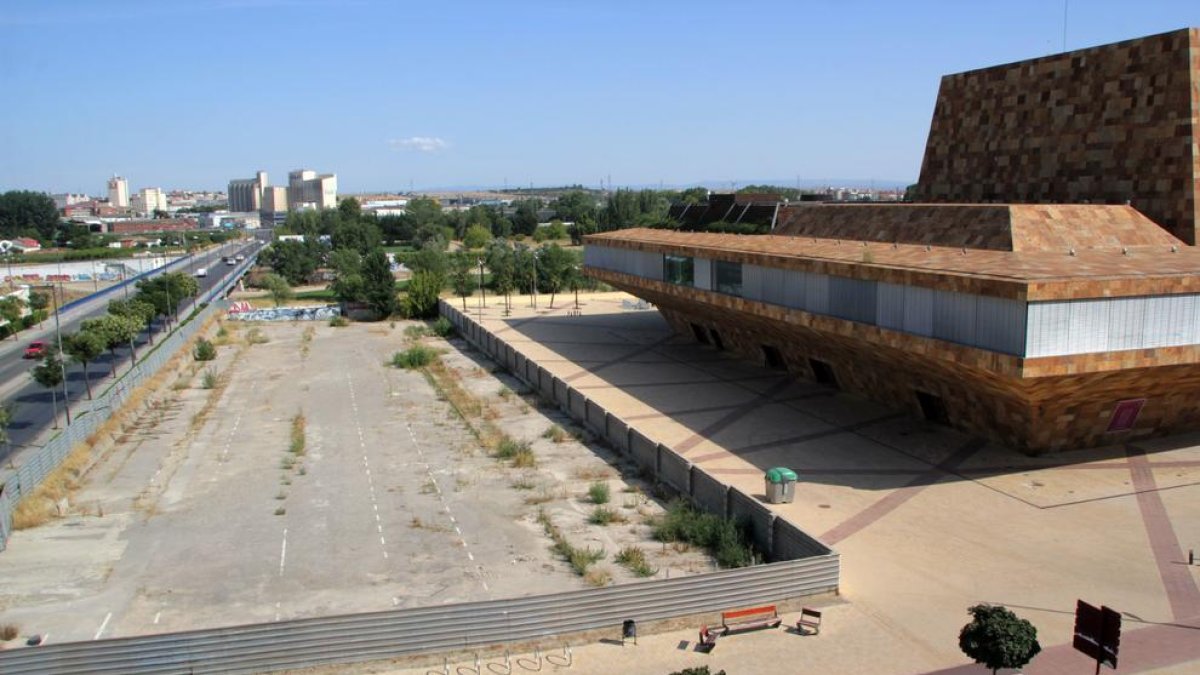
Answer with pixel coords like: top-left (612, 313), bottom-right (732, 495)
top-left (536, 244), bottom-right (573, 308)
top-left (676, 187), bottom-right (710, 205)
top-left (109, 298), bottom-right (157, 344)
top-left (449, 253), bottom-right (477, 310)
top-left (405, 197), bottom-right (444, 230)
top-left (82, 314), bottom-right (140, 377)
top-left (403, 270), bottom-right (442, 319)
top-left (260, 273), bottom-right (293, 307)
top-left (329, 249), bottom-right (365, 304)
top-left (486, 241), bottom-right (516, 310)
top-left (0, 190), bottom-right (59, 240)
top-left (64, 330), bottom-right (106, 399)
top-left (338, 197), bottom-right (363, 221)
top-left (31, 352), bottom-right (65, 429)
top-left (263, 239), bottom-right (321, 286)
top-left (28, 290), bottom-right (49, 314)
top-left (0, 296), bottom-right (24, 340)
top-left (361, 249), bottom-right (398, 318)
top-left (0, 402), bottom-right (13, 449)
top-left (551, 190), bottom-right (597, 224)
top-left (511, 199), bottom-right (540, 236)
top-left (958, 604), bottom-right (1041, 674)
top-left (332, 219), bottom-right (382, 255)
top-left (462, 223), bottom-right (492, 250)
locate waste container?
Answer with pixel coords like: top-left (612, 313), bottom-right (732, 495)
top-left (765, 467), bottom-right (798, 504)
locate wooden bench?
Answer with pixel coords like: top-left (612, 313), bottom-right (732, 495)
top-left (698, 604), bottom-right (782, 650)
top-left (796, 607), bottom-right (822, 635)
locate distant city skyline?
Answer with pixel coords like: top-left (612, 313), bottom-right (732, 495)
top-left (1, 0), bottom-right (1197, 194)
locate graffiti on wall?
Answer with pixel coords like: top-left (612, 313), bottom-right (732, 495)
top-left (227, 303), bottom-right (341, 322)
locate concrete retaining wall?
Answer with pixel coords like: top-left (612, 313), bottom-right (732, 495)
top-left (438, 301), bottom-right (835, 568)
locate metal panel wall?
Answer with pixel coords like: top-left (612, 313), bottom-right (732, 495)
top-left (629, 430), bottom-right (658, 472)
top-left (1026, 294), bottom-right (1200, 357)
top-left (605, 414), bottom-right (630, 454)
top-left (783, 269), bottom-right (808, 310)
top-left (876, 282), bottom-right (906, 330)
top-left (658, 446), bottom-right (692, 494)
top-left (759, 266), bottom-right (788, 306)
top-left (975, 294), bottom-right (1027, 356)
top-left (828, 277), bottom-right (877, 324)
top-left (903, 285), bottom-right (934, 337)
top-left (933, 289), bottom-right (977, 345)
top-left (694, 258), bottom-right (712, 290)
top-left (1066, 299), bottom-right (1110, 354)
top-left (772, 519), bottom-right (834, 561)
top-left (690, 467), bottom-right (730, 518)
top-left (728, 487), bottom-right (775, 558)
top-left (741, 264), bottom-right (765, 303)
top-left (0, 555), bottom-right (840, 675)
top-left (804, 273), bottom-right (830, 315)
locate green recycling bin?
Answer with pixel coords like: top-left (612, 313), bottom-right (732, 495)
top-left (765, 467), bottom-right (798, 504)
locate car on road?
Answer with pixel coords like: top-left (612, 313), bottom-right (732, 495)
top-left (23, 341), bottom-right (46, 359)
top-left (235, 254), bottom-right (245, 262)
top-left (196, 267), bottom-right (208, 277)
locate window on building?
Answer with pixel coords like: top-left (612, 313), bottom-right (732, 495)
top-left (663, 255), bottom-right (694, 286)
top-left (714, 260), bottom-right (743, 296)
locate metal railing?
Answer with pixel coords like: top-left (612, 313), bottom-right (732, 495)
top-left (0, 555), bottom-right (838, 674)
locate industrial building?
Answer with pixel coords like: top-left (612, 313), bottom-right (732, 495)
top-left (584, 28), bottom-right (1200, 453)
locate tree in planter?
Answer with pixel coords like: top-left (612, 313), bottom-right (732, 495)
top-left (449, 253), bottom-right (477, 310)
top-left (536, 244), bottom-right (573, 309)
top-left (958, 604), bottom-right (1041, 674)
top-left (31, 352), bottom-right (65, 429)
top-left (64, 330), bottom-right (106, 399)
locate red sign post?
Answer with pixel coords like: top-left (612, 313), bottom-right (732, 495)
top-left (1074, 600), bottom-right (1121, 673)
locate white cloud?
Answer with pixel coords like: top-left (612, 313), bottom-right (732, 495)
top-left (389, 136), bottom-right (449, 153)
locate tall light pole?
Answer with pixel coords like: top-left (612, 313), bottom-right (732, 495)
top-left (477, 257), bottom-right (486, 313)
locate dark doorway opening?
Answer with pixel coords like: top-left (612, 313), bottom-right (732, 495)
top-left (916, 391), bottom-right (950, 425)
top-left (690, 323), bottom-right (709, 345)
top-left (761, 345), bottom-right (786, 370)
top-left (709, 329), bottom-right (725, 351)
top-left (809, 359), bottom-right (838, 388)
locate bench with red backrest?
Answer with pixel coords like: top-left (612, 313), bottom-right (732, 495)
top-left (698, 604), bottom-right (782, 649)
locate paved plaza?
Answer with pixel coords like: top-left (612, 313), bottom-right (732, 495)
top-left (391, 292), bottom-right (1200, 674)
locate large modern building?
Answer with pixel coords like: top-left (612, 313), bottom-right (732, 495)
top-left (228, 171), bottom-right (268, 213)
top-left (584, 28), bottom-right (1200, 453)
top-left (287, 169), bottom-right (337, 211)
top-left (107, 175), bottom-right (129, 209)
top-left (130, 187), bottom-right (167, 215)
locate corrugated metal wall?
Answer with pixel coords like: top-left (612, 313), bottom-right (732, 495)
top-left (1027, 294), bottom-right (1200, 357)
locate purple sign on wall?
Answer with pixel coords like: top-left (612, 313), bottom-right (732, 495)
top-left (1106, 399), bottom-right (1146, 433)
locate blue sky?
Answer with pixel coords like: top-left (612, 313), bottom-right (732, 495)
top-left (1, 0), bottom-right (1197, 194)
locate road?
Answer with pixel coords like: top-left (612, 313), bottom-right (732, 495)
top-left (0, 238), bottom-right (266, 464)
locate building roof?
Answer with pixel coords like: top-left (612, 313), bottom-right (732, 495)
top-left (586, 215), bottom-right (1200, 301)
top-left (772, 203), bottom-right (1182, 252)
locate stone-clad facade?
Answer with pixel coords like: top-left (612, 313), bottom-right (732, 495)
top-left (916, 28), bottom-right (1200, 244)
top-left (584, 29), bottom-right (1200, 453)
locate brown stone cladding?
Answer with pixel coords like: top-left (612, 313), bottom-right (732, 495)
top-left (590, 269), bottom-right (1200, 453)
top-left (915, 28), bottom-right (1200, 245)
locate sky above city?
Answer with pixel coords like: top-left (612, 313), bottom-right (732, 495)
top-left (2, 0), bottom-right (1198, 195)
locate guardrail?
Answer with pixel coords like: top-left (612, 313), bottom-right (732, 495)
top-left (0, 554), bottom-right (838, 674)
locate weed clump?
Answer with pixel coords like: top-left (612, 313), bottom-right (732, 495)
top-left (392, 345), bottom-right (437, 369)
top-left (431, 316), bottom-right (455, 337)
top-left (193, 338), bottom-right (216, 361)
top-left (200, 369), bottom-right (218, 390)
top-left (588, 506), bottom-right (624, 526)
top-left (403, 324), bottom-right (429, 340)
top-left (587, 481), bottom-right (610, 504)
top-left (650, 499), bottom-right (756, 568)
top-left (289, 412), bottom-right (306, 456)
top-left (538, 509), bottom-right (605, 576)
top-left (329, 315), bottom-right (349, 327)
top-left (245, 328), bottom-right (269, 344)
top-left (615, 546), bottom-right (657, 577)
top-left (542, 424), bottom-right (568, 443)
top-left (1, 623), bottom-right (19, 641)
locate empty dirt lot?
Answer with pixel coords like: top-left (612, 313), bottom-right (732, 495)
top-left (0, 318), bottom-right (714, 646)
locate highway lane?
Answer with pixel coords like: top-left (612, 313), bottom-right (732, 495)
top-left (0, 239), bottom-right (265, 464)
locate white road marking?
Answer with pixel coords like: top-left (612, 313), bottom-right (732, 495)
top-left (392, 597), bottom-right (399, 606)
top-left (94, 612), bottom-right (112, 640)
top-left (279, 528), bottom-right (288, 576)
top-left (467, 551), bottom-right (474, 561)
top-left (275, 602), bottom-right (281, 622)
top-left (380, 536), bottom-right (386, 546)
top-left (152, 612), bottom-right (161, 625)
top-left (454, 526), bottom-right (462, 535)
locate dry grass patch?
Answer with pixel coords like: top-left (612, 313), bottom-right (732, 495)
top-left (1, 623), bottom-right (19, 641)
top-left (289, 411), bottom-right (307, 456)
top-left (11, 444), bottom-right (90, 529)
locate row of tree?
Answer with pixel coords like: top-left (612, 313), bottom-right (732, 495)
top-left (30, 272), bottom-right (199, 424)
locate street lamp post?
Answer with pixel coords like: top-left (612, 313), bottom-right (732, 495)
top-left (477, 258), bottom-right (485, 315)
top-left (52, 283), bottom-right (70, 426)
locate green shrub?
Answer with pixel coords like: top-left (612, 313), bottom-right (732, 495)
top-left (391, 345), bottom-right (436, 369)
top-left (587, 481), bottom-right (610, 504)
top-left (588, 506), bottom-right (622, 525)
top-left (404, 324), bottom-right (429, 340)
top-left (494, 437), bottom-right (529, 459)
top-left (431, 316), bottom-right (455, 337)
top-left (193, 338), bottom-right (217, 361)
top-left (651, 499), bottom-right (756, 568)
top-left (615, 546), bottom-right (657, 577)
top-left (200, 369), bottom-right (218, 389)
top-left (329, 315), bottom-right (349, 327)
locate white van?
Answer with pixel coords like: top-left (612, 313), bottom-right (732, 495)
top-left (196, 268), bottom-right (208, 277)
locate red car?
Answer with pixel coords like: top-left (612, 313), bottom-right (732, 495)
top-left (23, 341), bottom-right (46, 359)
